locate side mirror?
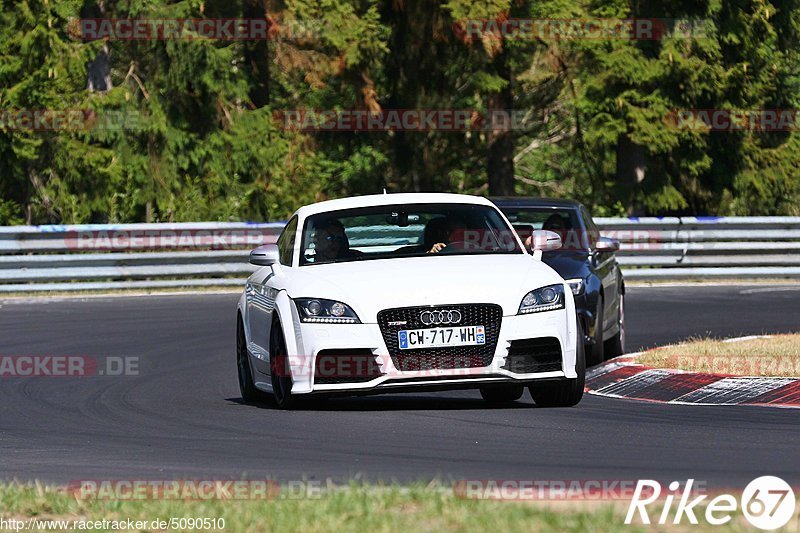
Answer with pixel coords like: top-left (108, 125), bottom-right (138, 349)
top-left (249, 244), bottom-right (280, 266)
top-left (595, 236), bottom-right (620, 253)
top-left (529, 230), bottom-right (562, 252)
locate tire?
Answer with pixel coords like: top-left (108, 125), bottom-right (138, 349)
top-left (586, 294), bottom-right (605, 367)
top-left (528, 320), bottom-right (586, 408)
top-left (269, 318), bottom-right (298, 410)
top-left (604, 291), bottom-right (626, 359)
top-left (479, 384), bottom-right (524, 404)
top-left (237, 317), bottom-right (270, 404)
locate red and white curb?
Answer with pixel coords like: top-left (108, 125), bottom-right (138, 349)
top-left (585, 349), bottom-right (800, 409)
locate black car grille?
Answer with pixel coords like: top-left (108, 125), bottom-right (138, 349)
top-left (314, 349), bottom-right (384, 385)
top-left (503, 337), bottom-right (563, 374)
top-left (377, 304), bottom-right (502, 371)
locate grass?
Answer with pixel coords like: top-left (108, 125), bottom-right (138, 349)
top-left (0, 482), bottom-right (786, 532)
top-left (637, 334), bottom-right (800, 377)
top-left (0, 483), bottom-right (629, 533)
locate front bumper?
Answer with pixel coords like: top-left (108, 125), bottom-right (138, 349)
top-left (284, 308), bottom-right (577, 395)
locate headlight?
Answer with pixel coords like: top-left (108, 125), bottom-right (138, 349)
top-left (565, 278), bottom-right (584, 296)
top-left (294, 298), bottom-right (361, 324)
top-left (518, 284), bottom-right (566, 314)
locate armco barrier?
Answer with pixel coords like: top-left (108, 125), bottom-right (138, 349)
top-left (0, 217), bottom-right (798, 292)
top-left (595, 216), bottom-right (800, 279)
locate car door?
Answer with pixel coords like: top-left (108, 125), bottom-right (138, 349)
top-left (583, 206), bottom-right (619, 338)
top-left (246, 216), bottom-right (297, 373)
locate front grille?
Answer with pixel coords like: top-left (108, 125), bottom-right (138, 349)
top-left (503, 337), bottom-right (562, 374)
top-left (314, 349), bottom-right (384, 385)
top-left (377, 304), bottom-right (502, 371)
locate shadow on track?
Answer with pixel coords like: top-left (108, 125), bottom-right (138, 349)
top-left (224, 395), bottom-right (558, 412)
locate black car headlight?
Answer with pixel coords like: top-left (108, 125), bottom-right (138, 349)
top-left (518, 284), bottom-right (566, 314)
top-left (294, 298), bottom-right (361, 324)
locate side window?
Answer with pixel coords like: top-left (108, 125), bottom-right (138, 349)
top-left (277, 217), bottom-right (298, 266)
top-left (581, 206), bottom-right (600, 249)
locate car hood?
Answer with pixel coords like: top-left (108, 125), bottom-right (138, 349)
top-left (277, 254), bottom-right (565, 322)
top-left (542, 250), bottom-right (591, 280)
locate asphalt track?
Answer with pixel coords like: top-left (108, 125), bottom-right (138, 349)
top-left (0, 285), bottom-right (798, 487)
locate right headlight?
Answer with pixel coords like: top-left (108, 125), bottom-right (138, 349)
top-left (293, 298), bottom-right (361, 324)
top-left (518, 284), bottom-right (566, 315)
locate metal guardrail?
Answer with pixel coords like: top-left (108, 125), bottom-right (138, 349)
top-left (595, 216), bottom-right (800, 280)
top-left (0, 217), bottom-right (798, 292)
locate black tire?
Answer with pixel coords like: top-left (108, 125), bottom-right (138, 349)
top-left (528, 320), bottom-right (586, 407)
top-left (479, 384), bottom-right (524, 404)
top-left (604, 291), bottom-right (626, 359)
top-left (586, 294), bottom-right (605, 366)
top-left (269, 319), bottom-right (298, 409)
top-left (237, 317), bottom-right (270, 404)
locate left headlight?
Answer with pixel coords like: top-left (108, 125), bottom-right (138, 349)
top-left (294, 298), bottom-right (361, 324)
top-left (518, 284), bottom-right (566, 315)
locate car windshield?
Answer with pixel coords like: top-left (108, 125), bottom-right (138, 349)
top-left (300, 203), bottom-right (522, 265)
top-left (500, 207), bottom-right (590, 251)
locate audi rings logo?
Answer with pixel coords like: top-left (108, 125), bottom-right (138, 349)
top-left (420, 309), bottom-right (462, 326)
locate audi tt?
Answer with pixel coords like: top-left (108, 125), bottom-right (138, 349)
top-left (236, 193), bottom-right (585, 409)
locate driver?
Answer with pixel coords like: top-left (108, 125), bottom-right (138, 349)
top-left (423, 217), bottom-right (452, 254)
top-left (524, 213), bottom-right (568, 250)
top-left (313, 219), bottom-right (363, 263)
top-left (426, 215), bottom-right (471, 253)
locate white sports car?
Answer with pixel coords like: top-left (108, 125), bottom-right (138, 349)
top-left (236, 193), bottom-right (585, 409)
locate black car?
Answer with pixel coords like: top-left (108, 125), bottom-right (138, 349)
top-left (491, 197), bottom-right (626, 365)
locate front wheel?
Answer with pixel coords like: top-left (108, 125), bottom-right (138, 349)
top-left (479, 384), bottom-right (524, 404)
top-left (604, 292), bottom-right (626, 359)
top-left (529, 320), bottom-right (586, 407)
top-left (586, 295), bottom-right (604, 366)
top-left (237, 317), bottom-right (270, 404)
top-left (270, 319), bottom-right (297, 410)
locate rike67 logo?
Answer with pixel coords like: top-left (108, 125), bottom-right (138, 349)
top-left (625, 476), bottom-right (796, 530)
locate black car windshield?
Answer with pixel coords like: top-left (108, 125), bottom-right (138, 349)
top-left (501, 207), bottom-right (591, 251)
top-left (300, 203), bottom-right (523, 265)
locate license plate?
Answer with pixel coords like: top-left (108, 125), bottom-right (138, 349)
top-left (398, 326), bottom-right (485, 350)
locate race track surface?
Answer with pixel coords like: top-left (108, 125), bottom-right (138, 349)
top-left (1, 285), bottom-right (798, 487)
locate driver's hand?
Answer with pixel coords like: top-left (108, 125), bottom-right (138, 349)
top-left (428, 242), bottom-right (447, 254)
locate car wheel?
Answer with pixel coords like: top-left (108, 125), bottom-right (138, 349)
top-left (604, 292), bottom-right (626, 359)
top-left (237, 317), bottom-right (270, 404)
top-left (269, 318), bottom-right (297, 410)
top-left (528, 319), bottom-right (585, 408)
top-left (586, 294), bottom-right (605, 366)
top-left (479, 384), bottom-right (524, 404)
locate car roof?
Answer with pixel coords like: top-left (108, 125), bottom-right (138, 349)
top-left (294, 193), bottom-right (497, 219)
top-left (489, 197), bottom-right (584, 209)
